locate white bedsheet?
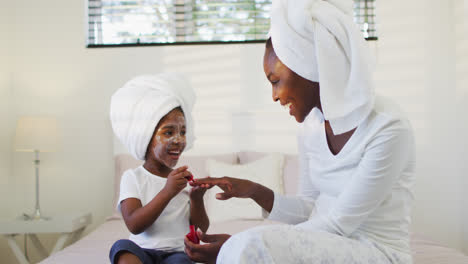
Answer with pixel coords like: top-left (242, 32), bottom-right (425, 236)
top-left (40, 218), bottom-right (468, 264)
top-left (39, 218), bottom-right (129, 264)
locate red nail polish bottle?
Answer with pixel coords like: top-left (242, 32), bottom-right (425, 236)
top-left (186, 225), bottom-right (200, 244)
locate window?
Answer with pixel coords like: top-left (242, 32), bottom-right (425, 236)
top-left (87, 0), bottom-right (271, 46)
top-left (87, 0), bottom-right (377, 47)
top-left (353, 0), bottom-right (377, 40)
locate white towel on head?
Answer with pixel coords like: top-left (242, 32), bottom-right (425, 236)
top-left (269, 0), bottom-right (375, 134)
top-left (110, 73), bottom-right (196, 160)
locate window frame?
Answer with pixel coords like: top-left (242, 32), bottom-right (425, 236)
top-left (86, 0), bottom-right (377, 48)
top-left (86, 39), bottom-right (266, 48)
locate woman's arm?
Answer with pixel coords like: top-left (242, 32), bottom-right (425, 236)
top-left (193, 176), bottom-right (316, 225)
top-left (200, 177), bottom-right (315, 224)
top-left (189, 186), bottom-right (209, 232)
top-left (247, 182), bottom-right (275, 213)
top-left (121, 166), bottom-right (191, 235)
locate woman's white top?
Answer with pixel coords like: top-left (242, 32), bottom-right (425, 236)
top-left (118, 166), bottom-right (190, 251)
top-left (267, 96), bottom-right (415, 256)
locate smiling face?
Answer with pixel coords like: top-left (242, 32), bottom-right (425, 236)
top-left (146, 108), bottom-right (187, 169)
top-left (263, 39), bottom-right (321, 123)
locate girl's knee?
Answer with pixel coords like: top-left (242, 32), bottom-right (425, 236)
top-left (109, 239), bottom-right (144, 264)
top-left (115, 251), bottom-right (142, 264)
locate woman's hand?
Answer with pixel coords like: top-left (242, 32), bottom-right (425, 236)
top-left (193, 177), bottom-right (275, 213)
top-left (162, 166), bottom-right (191, 198)
top-left (192, 177), bottom-right (256, 200)
top-left (184, 231), bottom-right (231, 264)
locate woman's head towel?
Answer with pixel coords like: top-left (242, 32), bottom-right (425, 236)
top-left (269, 0), bottom-right (375, 134)
top-left (110, 73), bottom-right (196, 160)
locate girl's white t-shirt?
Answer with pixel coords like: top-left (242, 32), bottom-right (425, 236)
top-left (118, 166), bottom-right (190, 251)
top-left (267, 96), bottom-right (416, 259)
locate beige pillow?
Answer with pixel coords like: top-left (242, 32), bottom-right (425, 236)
top-left (238, 151), bottom-right (299, 195)
top-left (205, 153), bottom-right (284, 223)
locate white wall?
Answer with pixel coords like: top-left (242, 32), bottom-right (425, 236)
top-left (1, 0), bottom-right (467, 263)
top-left (375, 0), bottom-right (461, 251)
top-left (455, 0), bottom-right (468, 253)
top-left (375, 0), bottom-right (467, 252)
top-left (0, 0), bottom-right (15, 262)
top-left (0, 0), bottom-right (13, 211)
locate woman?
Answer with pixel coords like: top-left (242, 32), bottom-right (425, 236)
top-left (185, 0), bottom-right (415, 263)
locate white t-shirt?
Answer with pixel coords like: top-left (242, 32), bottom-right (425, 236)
top-left (118, 166), bottom-right (190, 251)
top-left (267, 97), bottom-right (415, 258)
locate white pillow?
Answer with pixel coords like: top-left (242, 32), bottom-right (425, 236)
top-left (204, 153), bottom-right (284, 223)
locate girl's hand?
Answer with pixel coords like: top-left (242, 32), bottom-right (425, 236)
top-left (189, 185), bottom-right (209, 201)
top-left (192, 177), bottom-right (257, 200)
top-left (162, 166), bottom-right (191, 198)
top-left (189, 175), bottom-right (214, 200)
top-left (184, 231), bottom-right (231, 264)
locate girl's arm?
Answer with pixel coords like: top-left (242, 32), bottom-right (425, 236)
top-left (121, 166), bottom-right (191, 235)
top-left (120, 191), bottom-right (172, 234)
top-left (189, 186), bottom-right (209, 232)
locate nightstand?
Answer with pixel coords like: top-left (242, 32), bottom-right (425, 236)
top-left (0, 212), bottom-right (92, 264)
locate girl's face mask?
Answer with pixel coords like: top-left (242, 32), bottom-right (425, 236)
top-left (148, 108), bottom-right (187, 169)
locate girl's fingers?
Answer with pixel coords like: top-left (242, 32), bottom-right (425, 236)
top-left (172, 170), bottom-right (192, 180)
top-left (200, 183), bottom-right (211, 188)
top-left (172, 166), bottom-right (188, 174)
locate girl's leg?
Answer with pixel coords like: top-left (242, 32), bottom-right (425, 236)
top-left (109, 239), bottom-right (152, 264)
top-left (161, 251), bottom-right (193, 264)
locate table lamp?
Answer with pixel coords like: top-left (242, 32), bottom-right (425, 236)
top-left (14, 117), bottom-right (59, 221)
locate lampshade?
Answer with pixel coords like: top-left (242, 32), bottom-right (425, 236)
top-left (14, 117), bottom-right (59, 152)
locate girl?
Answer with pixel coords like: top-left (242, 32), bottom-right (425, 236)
top-left (109, 73), bottom-right (209, 264)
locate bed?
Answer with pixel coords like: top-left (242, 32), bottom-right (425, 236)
top-left (40, 153), bottom-right (468, 263)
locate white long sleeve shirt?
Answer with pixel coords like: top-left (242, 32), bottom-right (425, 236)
top-left (266, 97), bottom-right (415, 255)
